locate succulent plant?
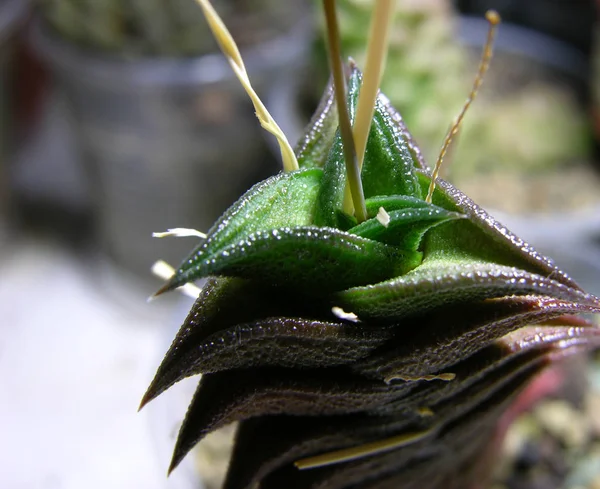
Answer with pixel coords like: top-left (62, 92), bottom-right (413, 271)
top-left (141, 2), bottom-right (600, 488)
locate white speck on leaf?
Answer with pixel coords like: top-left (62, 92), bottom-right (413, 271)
top-left (376, 207), bottom-right (390, 227)
top-left (332, 306), bottom-right (360, 323)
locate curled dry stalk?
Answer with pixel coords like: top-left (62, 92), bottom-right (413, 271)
top-left (142, 1), bottom-right (600, 488)
top-left (426, 10), bottom-right (500, 203)
top-left (193, 0), bottom-right (298, 173)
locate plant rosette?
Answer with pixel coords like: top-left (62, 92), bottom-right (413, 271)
top-left (141, 4), bottom-right (600, 489)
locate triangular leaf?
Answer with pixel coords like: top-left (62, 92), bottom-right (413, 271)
top-left (348, 206), bottom-right (463, 250)
top-left (418, 172), bottom-right (581, 289)
top-left (377, 91), bottom-right (428, 171)
top-left (314, 66), bottom-right (425, 228)
top-left (144, 316), bottom-right (393, 405)
top-left (336, 257), bottom-right (600, 321)
top-left (347, 65), bottom-right (422, 199)
top-left (160, 169), bottom-right (322, 293)
top-left (314, 134), bottom-right (349, 228)
top-left (365, 195), bottom-right (430, 216)
top-left (142, 277), bottom-right (345, 408)
top-left (352, 296), bottom-right (600, 380)
top-left (168, 366), bottom-right (410, 472)
top-left (168, 226), bottom-right (419, 294)
top-left (295, 79), bottom-right (338, 169)
top-left (360, 95), bottom-right (422, 199)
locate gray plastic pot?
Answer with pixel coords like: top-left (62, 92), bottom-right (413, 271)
top-left (31, 14), bottom-right (312, 281)
top-left (494, 207), bottom-right (600, 298)
top-left (0, 0), bottom-right (29, 215)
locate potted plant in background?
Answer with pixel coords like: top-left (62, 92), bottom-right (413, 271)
top-left (0, 0), bottom-right (30, 227)
top-left (30, 0), bottom-right (313, 286)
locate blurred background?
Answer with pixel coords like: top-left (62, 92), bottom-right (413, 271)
top-left (1, 0), bottom-right (600, 488)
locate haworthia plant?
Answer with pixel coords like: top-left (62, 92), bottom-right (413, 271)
top-left (142, 64), bottom-right (600, 489)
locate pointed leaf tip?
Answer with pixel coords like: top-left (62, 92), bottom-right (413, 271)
top-left (167, 456), bottom-right (179, 477)
top-left (138, 390), bottom-right (154, 412)
top-left (168, 226), bottom-right (415, 294)
top-left (152, 281), bottom-right (175, 298)
top-left (168, 169), bottom-right (323, 290)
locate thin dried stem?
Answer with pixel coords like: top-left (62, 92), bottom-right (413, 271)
top-left (323, 0), bottom-right (368, 223)
top-left (295, 428), bottom-right (432, 469)
top-left (426, 10), bottom-right (500, 203)
top-left (343, 0), bottom-right (395, 215)
top-left (193, 0), bottom-right (298, 172)
top-left (353, 0), bottom-right (395, 168)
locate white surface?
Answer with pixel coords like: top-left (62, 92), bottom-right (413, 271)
top-left (0, 239), bottom-right (201, 489)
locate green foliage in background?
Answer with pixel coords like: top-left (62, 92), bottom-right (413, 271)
top-left (315, 0), bottom-right (590, 185)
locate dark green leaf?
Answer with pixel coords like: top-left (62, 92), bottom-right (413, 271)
top-left (166, 226), bottom-right (419, 295)
top-left (364, 195), bottom-right (429, 216)
top-left (348, 206), bottom-right (463, 250)
top-left (360, 97), bottom-right (422, 199)
top-left (168, 367), bottom-right (409, 471)
top-left (336, 258), bottom-right (600, 321)
top-left (159, 169), bottom-right (322, 293)
top-left (314, 133), bottom-right (348, 228)
top-left (347, 66), bottom-right (422, 199)
top-left (295, 79), bottom-right (338, 169)
top-left (352, 296), bottom-right (600, 380)
top-left (143, 316), bottom-right (393, 407)
top-left (417, 172), bottom-right (581, 289)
